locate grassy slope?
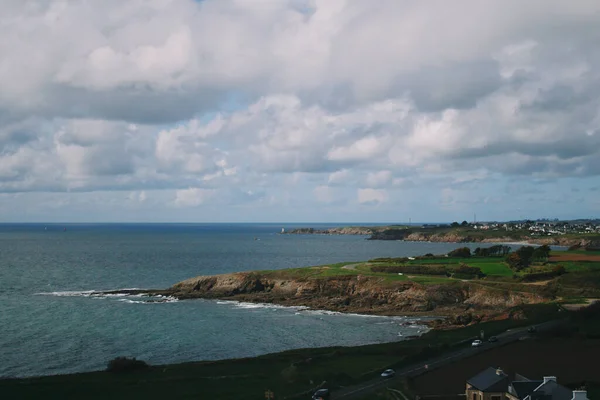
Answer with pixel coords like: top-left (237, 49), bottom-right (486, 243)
top-left (260, 252), bottom-right (599, 284)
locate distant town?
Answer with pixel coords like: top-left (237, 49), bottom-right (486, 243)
top-left (425, 219), bottom-right (600, 237)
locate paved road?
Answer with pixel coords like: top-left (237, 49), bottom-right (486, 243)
top-left (330, 320), bottom-right (563, 400)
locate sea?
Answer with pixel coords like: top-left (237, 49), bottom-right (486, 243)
top-left (0, 223), bottom-right (519, 378)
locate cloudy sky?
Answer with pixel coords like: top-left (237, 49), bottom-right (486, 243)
top-left (1, 0), bottom-right (600, 223)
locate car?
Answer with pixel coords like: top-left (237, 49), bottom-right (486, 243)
top-left (471, 339), bottom-right (483, 347)
top-left (312, 388), bottom-right (330, 400)
top-left (381, 369), bottom-right (396, 378)
top-left (488, 336), bottom-right (498, 343)
top-left (527, 326), bottom-right (537, 333)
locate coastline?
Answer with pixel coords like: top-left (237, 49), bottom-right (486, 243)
top-left (284, 225), bottom-right (600, 248)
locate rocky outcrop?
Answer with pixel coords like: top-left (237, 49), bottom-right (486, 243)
top-left (168, 272), bottom-right (548, 317)
top-left (284, 226), bottom-right (388, 235)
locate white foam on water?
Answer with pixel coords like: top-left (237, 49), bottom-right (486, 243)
top-left (118, 296), bottom-right (178, 304)
top-left (35, 290), bottom-right (98, 297)
top-left (35, 289), bottom-right (175, 304)
top-left (214, 300), bottom-right (309, 311)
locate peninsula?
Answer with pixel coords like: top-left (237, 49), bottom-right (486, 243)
top-left (108, 246), bottom-right (600, 326)
top-left (283, 220), bottom-right (600, 248)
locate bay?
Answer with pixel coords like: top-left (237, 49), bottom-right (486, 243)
top-left (0, 223), bottom-right (494, 378)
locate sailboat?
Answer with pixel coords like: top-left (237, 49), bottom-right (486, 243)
top-left (281, 227), bottom-right (285, 234)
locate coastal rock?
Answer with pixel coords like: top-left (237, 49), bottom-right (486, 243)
top-left (169, 272), bottom-right (548, 317)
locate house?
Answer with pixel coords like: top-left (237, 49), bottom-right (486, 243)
top-left (466, 367), bottom-right (510, 400)
top-left (466, 368), bottom-right (589, 400)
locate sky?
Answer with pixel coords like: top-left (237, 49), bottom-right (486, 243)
top-left (1, 0), bottom-right (600, 223)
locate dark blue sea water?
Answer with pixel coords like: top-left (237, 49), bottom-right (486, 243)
top-left (0, 223), bottom-right (506, 378)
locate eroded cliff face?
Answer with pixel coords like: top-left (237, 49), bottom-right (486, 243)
top-left (170, 272), bottom-right (548, 316)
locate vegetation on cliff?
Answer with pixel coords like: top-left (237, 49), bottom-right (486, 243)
top-left (162, 247), bottom-right (600, 319)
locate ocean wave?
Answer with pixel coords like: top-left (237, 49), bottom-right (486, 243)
top-left (35, 289), bottom-right (176, 304)
top-left (118, 297), bottom-right (178, 304)
top-left (215, 300), bottom-right (309, 311)
top-left (35, 290), bottom-right (98, 297)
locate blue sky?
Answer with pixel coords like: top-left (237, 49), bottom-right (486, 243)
top-left (0, 0), bottom-right (599, 223)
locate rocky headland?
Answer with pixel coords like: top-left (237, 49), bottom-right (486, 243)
top-left (109, 271), bottom-right (551, 327)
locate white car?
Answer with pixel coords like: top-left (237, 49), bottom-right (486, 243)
top-left (381, 369), bottom-right (396, 378)
top-left (471, 339), bottom-right (483, 347)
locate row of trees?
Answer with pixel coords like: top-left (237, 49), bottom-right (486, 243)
top-left (448, 245), bottom-right (512, 258)
top-left (474, 245), bottom-right (511, 257)
top-left (446, 244), bottom-right (553, 273)
top-left (450, 221), bottom-right (469, 227)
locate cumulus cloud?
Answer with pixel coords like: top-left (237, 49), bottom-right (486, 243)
top-left (1, 0), bottom-right (600, 221)
top-left (174, 188), bottom-right (215, 207)
top-left (357, 188), bottom-right (388, 205)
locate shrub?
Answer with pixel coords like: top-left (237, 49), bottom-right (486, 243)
top-left (552, 265), bottom-right (566, 275)
top-left (452, 263), bottom-right (483, 275)
top-left (370, 265), bottom-right (447, 275)
top-left (453, 273), bottom-right (477, 280)
top-left (520, 267), bottom-right (565, 282)
top-left (506, 253), bottom-right (526, 271)
top-left (106, 357), bottom-right (149, 373)
top-left (448, 247), bottom-right (471, 258)
top-left (448, 264), bottom-right (484, 279)
top-left (568, 244), bottom-right (582, 251)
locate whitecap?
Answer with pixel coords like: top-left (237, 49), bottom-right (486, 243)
top-left (35, 290), bottom-right (97, 297)
top-left (214, 300), bottom-right (309, 312)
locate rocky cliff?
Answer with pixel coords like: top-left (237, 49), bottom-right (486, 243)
top-left (168, 272), bottom-right (549, 317)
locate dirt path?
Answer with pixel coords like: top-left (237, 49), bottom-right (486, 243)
top-left (341, 263), bottom-right (361, 270)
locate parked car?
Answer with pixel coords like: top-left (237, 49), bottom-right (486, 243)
top-left (312, 388), bottom-right (330, 400)
top-left (471, 339), bottom-right (483, 347)
top-left (381, 369), bottom-right (396, 378)
top-left (527, 326), bottom-right (537, 333)
top-left (488, 336), bottom-right (498, 343)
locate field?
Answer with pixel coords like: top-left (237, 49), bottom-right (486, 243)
top-left (260, 249), bottom-right (600, 291)
top-left (549, 252), bottom-right (600, 262)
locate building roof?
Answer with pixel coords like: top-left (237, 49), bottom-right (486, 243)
top-left (467, 367), bottom-right (509, 392)
top-left (528, 380), bottom-right (574, 400)
top-left (510, 381), bottom-right (543, 399)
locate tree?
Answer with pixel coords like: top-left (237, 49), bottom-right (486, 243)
top-left (533, 245), bottom-right (551, 261)
top-left (552, 265), bottom-right (566, 275)
top-left (461, 220), bottom-right (469, 226)
top-left (506, 253), bottom-right (525, 271)
top-left (451, 222), bottom-right (460, 227)
top-left (448, 247), bottom-right (471, 258)
top-left (515, 246), bottom-right (536, 267)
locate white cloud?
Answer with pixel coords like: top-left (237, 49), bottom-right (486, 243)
top-left (365, 170), bottom-right (392, 188)
top-left (357, 188), bottom-right (388, 205)
top-left (313, 185), bottom-right (335, 203)
top-left (328, 169), bottom-right (351, 185)
top-left (0, 0), bottom-right (600, 221)
top-left (174, 188), bottom-right (215, 207)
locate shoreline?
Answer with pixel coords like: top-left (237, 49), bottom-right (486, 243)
top-left (284, 225), bottom-right (600, 248)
